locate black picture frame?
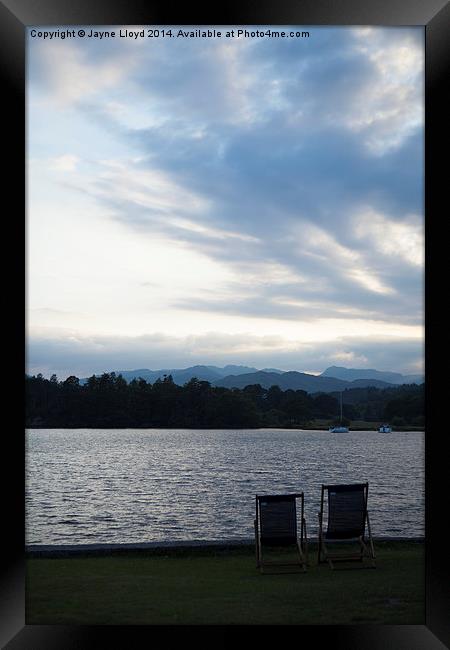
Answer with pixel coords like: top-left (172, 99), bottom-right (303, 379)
top-left (2, 0), bottom-right (448, 647)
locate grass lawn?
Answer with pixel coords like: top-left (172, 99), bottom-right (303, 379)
top-left (26, 541), bottom-right (424, 625)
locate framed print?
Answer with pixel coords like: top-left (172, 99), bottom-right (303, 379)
top-left (1, 0), bottom-right (449, 647)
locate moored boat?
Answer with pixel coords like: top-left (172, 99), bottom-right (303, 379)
top-left (329, 392), bottom-right (349, 432)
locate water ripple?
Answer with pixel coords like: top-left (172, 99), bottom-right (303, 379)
top-left (26, 428), bottom-right (424, 545)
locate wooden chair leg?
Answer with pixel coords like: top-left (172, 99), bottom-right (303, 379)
top-left (367, 513), bottom-right (376, 566)
top-left (296, 540), bottom-right (307, 572)
top-left (318, 513), bottom-right (332, 567)
top-left (317, 513), bottom-right (323, 564)
top-left (302, 518), bottom-right (309, 566)
top-left (323, 541), bottom-right (334, 569)
top-left (254, 519), bottom-right (261, 569)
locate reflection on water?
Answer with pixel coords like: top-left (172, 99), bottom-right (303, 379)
top-left (26, 428), bottom-right (424, 544)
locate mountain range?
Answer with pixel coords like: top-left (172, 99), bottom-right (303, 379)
top-left (321, 366), bottom-right (423, 385)
top-left (80, 365), bottom-right (424, 394)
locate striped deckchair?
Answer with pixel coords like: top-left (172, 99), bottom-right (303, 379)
top-left (254, 493), bottom-right (308, 574)
top-left (317, 482), bottom-right (376, 569)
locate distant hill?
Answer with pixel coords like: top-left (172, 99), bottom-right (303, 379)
top-left (80, 364), bottom-right (260, 386)
top-left (213, 370), bottom-right (393, 393)
top-left (78, 364), bottom-right (423, 392)
top-left (321, 366), bottom-right (424, 385)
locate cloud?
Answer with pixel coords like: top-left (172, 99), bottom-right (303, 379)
top-left (350, 28), bottom-right (423, 154)
top-left (26, 330), bottom-right (424, 380)
top-left (27, 26), bottom-right (425, 377)
top-left (29, 39), bottom-right (137, 108)
top-left (331, 350), bottom-right (369, 365)
top-left (288, 220), bottom-right (397, 295)
top-left (353, 208), bottom-right (424, 267)
top-left (50, 140), bottom-right (422, 327)
top-left (48, 154), bottom-right (80, 171)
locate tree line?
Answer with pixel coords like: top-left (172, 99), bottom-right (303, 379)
top-left (25, 372), bottom-right (424, 429)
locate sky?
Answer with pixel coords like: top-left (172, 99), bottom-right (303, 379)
top-left (26, 26), bottom-right (424, 379)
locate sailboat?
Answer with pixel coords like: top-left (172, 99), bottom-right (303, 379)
top-left (329, 391), bottom-right (349, 432)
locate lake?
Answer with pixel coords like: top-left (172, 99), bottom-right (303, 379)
top-left (25, 428), bottom-right (424, 545)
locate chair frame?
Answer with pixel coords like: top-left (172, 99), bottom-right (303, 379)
top-left (254, 493), bottom-right (308, 574)
top-left (317, 482), bottom-right (376, 570)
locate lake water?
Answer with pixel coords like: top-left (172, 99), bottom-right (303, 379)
top-left (25, 428), bottom-right (425, 545)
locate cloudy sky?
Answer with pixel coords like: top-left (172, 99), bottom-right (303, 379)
top-left (26, 26), bottom-right (424, 379)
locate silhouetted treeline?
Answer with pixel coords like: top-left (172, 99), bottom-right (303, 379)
top-left (25, 373), bottom-right (425, 429)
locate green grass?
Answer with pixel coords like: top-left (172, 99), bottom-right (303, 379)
top-left (26, 541), bottom-right (424, 625)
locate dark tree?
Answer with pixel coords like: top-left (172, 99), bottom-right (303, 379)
top-left (25, 374), bottom-right (424, 429)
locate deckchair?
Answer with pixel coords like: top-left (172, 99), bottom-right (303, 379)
top-left (317, 482), bottom-right (376, 569)
top-left (254, 493), bottom-right (308, 574)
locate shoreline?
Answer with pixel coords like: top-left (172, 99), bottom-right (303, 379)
top-left (26, 537), bottom-right (425, 558)
top-left (26, 425), bottom-right (425, 432)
